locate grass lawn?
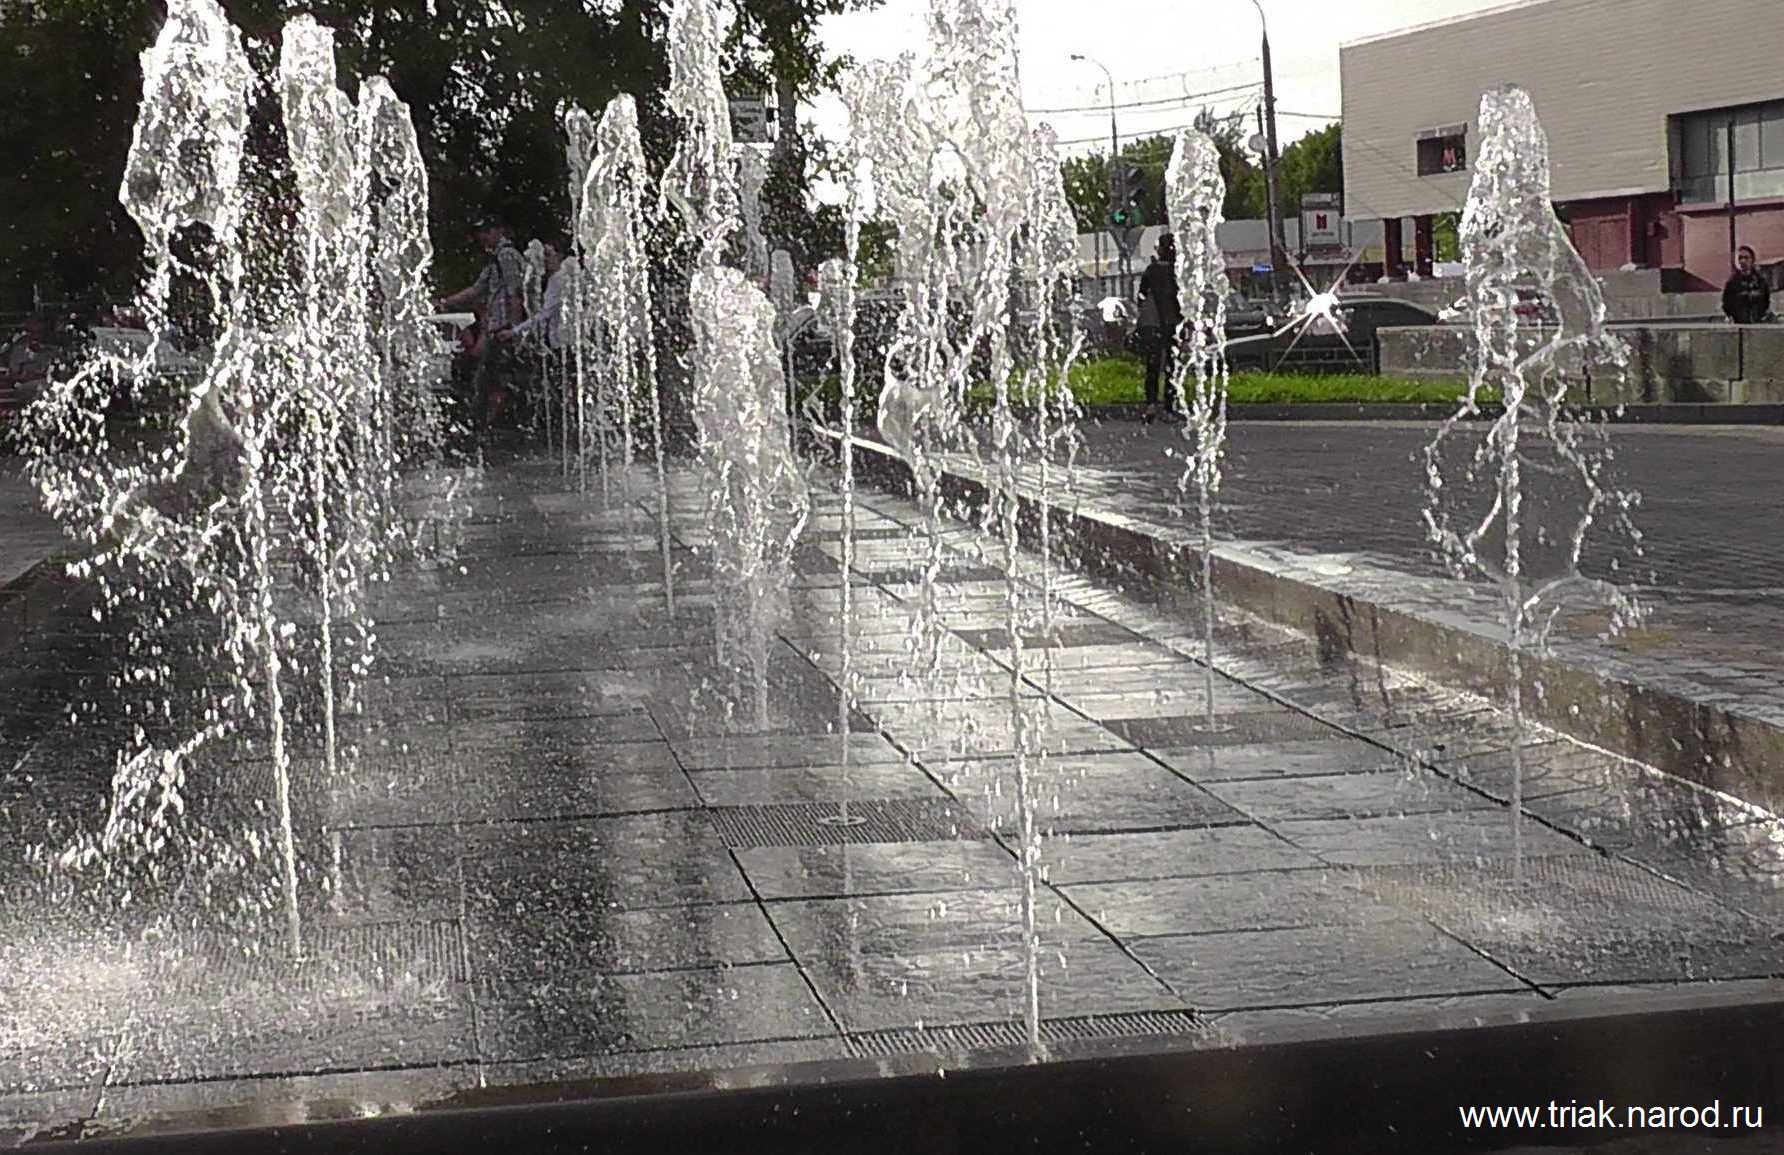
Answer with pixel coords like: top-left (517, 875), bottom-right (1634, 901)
top-left (1066, 355), bottom-right (1480, 406)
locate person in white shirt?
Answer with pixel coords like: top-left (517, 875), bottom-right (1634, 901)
top-left (499, 238), bottom-right (568, 349)
top-left (497, 237), bottom-right (571, 436)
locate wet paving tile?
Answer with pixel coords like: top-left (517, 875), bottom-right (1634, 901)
top-left (1130, 920), bottom-right (1529, 1012)
top-left (475, 963), bottom-right (833, 1062)
top-left (477, 1036), bottom-right (850, 1088)
top-left (452, 691), bottom-right (656, 727)
top-left (111, 986), bottom-right (476, 1084)
top-left (738, 840), bottom-right (1017, 899)
top-left (93, 1064), bottom-right (474, 1134)
top-left (0, 1087), bottom-right (99, 1143)
top-left (1037, 825), bottom-right (1323, 884)
top-left (1352, 856), bottom-right (1784, 986)
top-left (1064, 869), bottom-right (1396, 938)
top-left (1204, 771), bottom-right (1501, 823)
top-left (768, 889), bottom-right (1183, 1033)
top-left (1276, 811), bottom-right (1592, 868)
top-left (954, 622), bottom-right (1143, 650)
top-left (470, 902), bottom-right (788, 980)
top-left (456, 767), bottom-right (700, 822)
top-left (688, 763), bottom-right (943, 807)
top-left (1058, 686), bottom-right (1280, 721)
top-left (943, 753), bottom-right (1245, 835)
top-left (451, 713), bottom-right (664, 748)
top-left (1151, 738), bottom-right (1402, 782)
top-left (1099, 710), bottom-right (1343, 748)
top-left (1209, 989), bottom-right (1552, 1045)
top-left (671, 733), bottom-right (906, 771)
top-left (328, 827), bottom-right (464, 921)
top-left (461, 812), bottom-right (752, 913)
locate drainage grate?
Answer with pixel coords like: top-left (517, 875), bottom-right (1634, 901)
top-left (703, 798), bottom-right (988, 848)
top-left (847, 1010), bottom-right (1210, 1058)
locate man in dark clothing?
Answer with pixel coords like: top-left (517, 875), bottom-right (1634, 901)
top-left (1723, 245), bottom-right (1771, 325)
top-left (1137, 233), bottom-right (1182, 420)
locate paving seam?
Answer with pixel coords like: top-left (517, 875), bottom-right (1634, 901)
top-left (845, 434), bottom-right (1784, 812)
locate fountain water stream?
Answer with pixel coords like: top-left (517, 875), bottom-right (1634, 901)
top-left (22, 1), bottom-right (453, 956)
top-left (1424, 86), bottom-right (1644, 880)
top-left (1164, 128), bottom-right (1231, 739)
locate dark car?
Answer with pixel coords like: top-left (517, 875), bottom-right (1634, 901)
top-left (1225, 294), bottom-right (1439, 374)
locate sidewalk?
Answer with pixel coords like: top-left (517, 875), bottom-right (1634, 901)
top-left (0, 458), bottom-right (60, 589)
top-left (1048, 421), bottom-right (1784, 804)
top-left (3, 452), bottom-right (1780, 1141)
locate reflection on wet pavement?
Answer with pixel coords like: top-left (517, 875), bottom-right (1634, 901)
top-left (1, 458), bottom-right (1780, 1141)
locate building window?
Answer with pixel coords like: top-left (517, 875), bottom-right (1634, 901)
top-left (1416, 128), bottom-right (1468, 176)
top-left (1675, 100), bottom-right (1784, 204)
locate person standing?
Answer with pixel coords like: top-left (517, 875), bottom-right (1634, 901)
top-left (1137, 232), bottom-right (1182, 422)
top-left (500, 237), bottom-right (568, 349)
top-left (499, 237), bottom-right (570, 434)
top-left (438, 215), bottom-right (527, 433)
top-left (1722, 245), bottom-right (1771, 325)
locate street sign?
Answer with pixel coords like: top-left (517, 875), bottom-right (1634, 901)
top-left (728, 93), bottom-right (772, 144)
top-left (1251, 263), bottom-right (1273, 274)
top-left (1301, 193), bottom-right (1342, 250)
top-left (1246, 132), bottom-right (1267, 156)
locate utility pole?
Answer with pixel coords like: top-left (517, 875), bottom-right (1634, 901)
top-left (1727, 116), bottom-right (1739, 274)
top-left (1072, 53), bottom-right (1131, 297)
top-left (1251, 0), bottom-right (1287, 304)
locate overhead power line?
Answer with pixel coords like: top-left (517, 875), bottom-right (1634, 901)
top-left (1028, 80), bottom-right (1261, 117)
top-left (1051, 96), bottom-right (1264, 149)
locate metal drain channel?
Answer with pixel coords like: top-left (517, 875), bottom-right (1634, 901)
top-left (846, 1010), bottom-right (1210, 1058)
top-left (703, 798), bottom-right (988, 848)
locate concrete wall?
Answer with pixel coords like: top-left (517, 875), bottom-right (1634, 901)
top-left (1378, 322), bottom-right (1784, 403)
top-left (1340, 0), bottom-right (1784, 222)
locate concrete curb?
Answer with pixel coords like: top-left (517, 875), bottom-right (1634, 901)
top-left (1078, 402), bottom-right (1784, 424)
top-left (836, 434), bottom-right (1784, 814)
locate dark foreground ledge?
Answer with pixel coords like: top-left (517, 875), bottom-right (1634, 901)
top-left (33, 988), bottom-right (1784, 1154)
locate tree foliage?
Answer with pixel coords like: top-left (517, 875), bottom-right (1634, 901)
top-left (1057, 117), bottom-right (1343, 240)
top-left (0, 0), bottom-right (869, 311)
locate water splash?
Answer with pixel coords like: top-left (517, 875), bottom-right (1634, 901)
top-left (1423, 86), bottom-right (1645, 881)
top-left (579, 94), bottom-right (668, 605)
top-left (562, 103), bottom-right (599, 481)
top-left (661, 0), bottom-right (739, 271)
top-left (738, 149), bottom-right (772, 282)
top-left (1164, 128), bottom-right (1230, 738)
top-left (688, 267), bottom-right (810, 724)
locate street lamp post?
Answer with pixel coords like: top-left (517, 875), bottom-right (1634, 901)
top-left (1249, 0), bottom-right (1287, 304)
top-left (1071, 53), bottom-right (1130, 297)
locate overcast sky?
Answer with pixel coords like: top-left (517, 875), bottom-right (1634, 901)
top-left (811, 0), bottom-right (1525, 156)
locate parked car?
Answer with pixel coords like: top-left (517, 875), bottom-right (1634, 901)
top-left (1437, 286), bottom-right (1559, 325)
top-left (1226, 295), bottom-right (1441, 374)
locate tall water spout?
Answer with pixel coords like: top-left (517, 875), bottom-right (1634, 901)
top-left (21, 0), bottom-right (310, 950)
top-left (662, 0), bottom-right (739, 271)
top-left (581, 93), bottom-right (674, 617)
top-left (1164, 128), bottom-right (1231, 738)
top-left (689, 268), bottom-right (810, 724)
top-left (563, 103), bottom-right (599, 482)
top-left (1424, 85), bottom-right (1643, 881)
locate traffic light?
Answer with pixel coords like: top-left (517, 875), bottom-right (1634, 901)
top-left (1110, 165), bottom-right (1147, 229)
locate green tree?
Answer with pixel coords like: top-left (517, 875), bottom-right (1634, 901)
top-left (1058, 113), bottom-right (1267, 239)
top-left (0, 0), bottom-right (862, 309)
top-left (725, 0), bottom-right (883, 273)
top-left (1273, 121), bottom-right (1341, 221)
